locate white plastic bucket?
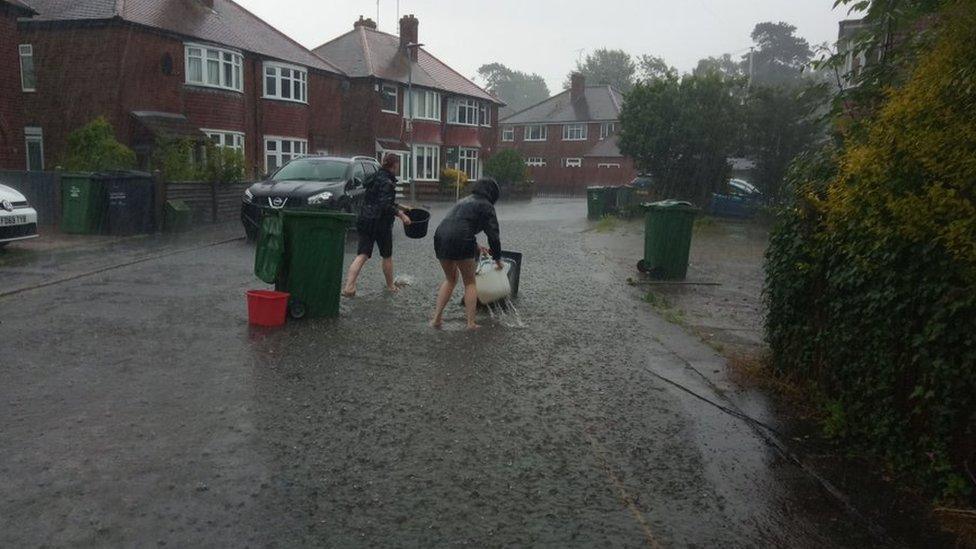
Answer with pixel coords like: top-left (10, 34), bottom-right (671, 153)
top-left (475, 258), bottom-right (512, 305)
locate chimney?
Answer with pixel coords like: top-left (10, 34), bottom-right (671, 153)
top-left (400, 14), bottom-right (419, 61)
top-left (354, 15), bottom-right (377, 30)
top-left (571, 73), bottom-right (585, 102)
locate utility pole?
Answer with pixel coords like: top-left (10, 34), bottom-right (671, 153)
top-left (748, 47), bottom-right (755, 89)
top-left (405, 42), bottom-right (423, 203)
top-left (376, 0), bottom-right (379, 28)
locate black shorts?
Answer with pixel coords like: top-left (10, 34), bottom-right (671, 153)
top-left (434, 232), bottom-right (478, 261)
top-left (356, 217), bottom-right (394, 259)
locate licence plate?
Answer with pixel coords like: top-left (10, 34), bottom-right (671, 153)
top-left (1, 215), bottom-right (27, 226)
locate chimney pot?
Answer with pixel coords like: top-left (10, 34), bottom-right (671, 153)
top-left (570, 73), bottom-right (586, 102)
top-left (354, 15), bottom-right (377, 30)
top-left (399, 14), bottom-right (420, 61)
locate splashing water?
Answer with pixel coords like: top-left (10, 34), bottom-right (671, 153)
top-left (394, 274), bottom-right (414, 287)
top-left (483, 297), bottom-right (525, 328)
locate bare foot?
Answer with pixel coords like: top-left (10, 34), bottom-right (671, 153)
top-left (466, 323), bottom-right (482, 331)
top-left (341, 289), bottom-right (356, 298)
top-left (429, 319), bottom-right (443, 329)
top-left (386, 285), bottom-right (400, 293)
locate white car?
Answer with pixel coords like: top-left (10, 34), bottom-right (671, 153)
top-left (0, 183), bottom-right (39, 248)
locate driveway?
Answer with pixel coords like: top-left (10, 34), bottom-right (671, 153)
top-left (1, 199), bottom-right (886, 547)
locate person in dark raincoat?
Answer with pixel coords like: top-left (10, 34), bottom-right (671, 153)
top-left (342, 154), bottom-right (411, 296)
top-left (430, 178), bottom-right (503, 330)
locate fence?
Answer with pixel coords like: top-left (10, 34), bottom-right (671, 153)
top-left (0, 170), bottom-right (62, 225)
top-left (161, 181), bottom-right (251, 224)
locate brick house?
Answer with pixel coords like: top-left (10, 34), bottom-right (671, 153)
top-left (498, 74), bottom-right (636, 194)
top-left (0, 0), bottom-right (36, 170)
top-left (313, 15), bottom-right (502, 188)
top-left (11, 0), bottom-right (348, 177)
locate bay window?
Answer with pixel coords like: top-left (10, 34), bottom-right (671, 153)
top-left (413, 144), bottom-right (440, 181)
top-left (408, 89), bottom-right (441, 121)
top-left (524, 125), bottom-right (548, 141)
top-left (479, 103), bottom-right (490, 126)
top-left (563, 123), bottom-right (587, 141)
top-left (265, 136), bottom-right (308, 173)
top-left (264, 62), bottom-right (308, 103)
top-left (185, 43), bottom-right (243, 92)
top-left (447, 98), bottom-right (480, 126)
top-left (458, 148), bottom-right (480, 179)
top-left (600, 122), bottom-right (616, 139)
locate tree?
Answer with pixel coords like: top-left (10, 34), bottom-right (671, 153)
top-left (745, 22), bottom-right (813, 87)
top-left (618, 73), bottom-right (742, 204)
top-left (741, 85), bottom-right (826, 203)
top-left (693, 54), bottom-right (745, 80)
top-left (565, 48), bottom-right (636, 92)
top-left (477, 63), bottom-right (550, 113)
top-left (637, 55), bottom-right (677, 82)
top-left (63, 117), bottom-right (136, 172)
top-left (484, 149), bottom-right (527, 186)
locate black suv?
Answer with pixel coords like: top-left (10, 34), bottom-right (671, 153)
top-left (241, 155), bottom-right (380, 240)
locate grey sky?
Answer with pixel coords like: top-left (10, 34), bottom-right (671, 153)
top-left (239, 0), bottom-right (852, 92)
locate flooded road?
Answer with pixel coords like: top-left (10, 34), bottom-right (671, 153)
top-left (1, 199), bottom-right (886, 547)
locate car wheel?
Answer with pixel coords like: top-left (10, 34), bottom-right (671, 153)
top-left (637, 259), bottom-right (649, 273)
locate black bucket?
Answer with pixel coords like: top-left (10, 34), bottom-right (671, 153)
top-left (500, 250), bottom-right (523, 299)
top-left (404, 208), bottom-right (430, 239)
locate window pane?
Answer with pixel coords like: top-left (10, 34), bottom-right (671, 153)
top-left (293, 79), bottom-right (301, 100)
top-left (20, 54), bottom-right (36, 90)
top-left (266, 75), bottom-right (276, 96)
top-left (207, 59), bottom-right (220, 85)
top-left (282, 141), bottom-right (291, 154)
top-left (267, 141), bottom-right (277, 151)
top-left (26, 139), bottom-right (43, 171)
top-left (282, 80), bottom-right (291, 99)
top-left (224, 61), bottom-right (233, 87)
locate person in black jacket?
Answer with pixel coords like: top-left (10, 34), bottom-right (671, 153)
top-left (342, 154), bottom-right (411, 296)
top-left (430, 178), bottom-right (503, 330)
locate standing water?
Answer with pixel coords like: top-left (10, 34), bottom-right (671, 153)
top-left (486, 297), bottom-right (525, 328)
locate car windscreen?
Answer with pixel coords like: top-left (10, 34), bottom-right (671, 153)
top-left (273, 160), bottom-right (348, 182)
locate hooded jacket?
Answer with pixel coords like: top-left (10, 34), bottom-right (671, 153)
top-left (359, 168), bottom-right (398, 222)
top-left (434, 180), bottom-right (502, 260)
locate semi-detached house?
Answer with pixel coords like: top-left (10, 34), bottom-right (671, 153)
top-left (11, 0), bottom-right (349, 178)
top-left (498, 74), bottom-right (636, 194)
top-left (0, 0), bottom-right (37, 170)
top-left (313, 15), bottom-right (502, 185)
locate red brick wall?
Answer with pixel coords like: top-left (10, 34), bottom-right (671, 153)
top-left (0, 6), bottom-right (25, 169)
top-left (497, 120), bottom-right (636, 193)
top-left (16, 21), bottom-right (349, 178)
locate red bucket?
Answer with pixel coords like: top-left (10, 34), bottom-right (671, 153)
top-left (246, 290), bottom-right (289, 327)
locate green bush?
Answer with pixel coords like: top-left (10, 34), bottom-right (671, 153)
top-left (764, 2), bottom-right (976, 501)
top-left (484, 149), bottom-right (526, 186)
top-left (439, 167), bottom-right (468, 193)
top-left (62, 117), bottom-right (136, 172)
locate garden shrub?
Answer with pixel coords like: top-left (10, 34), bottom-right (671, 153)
top-left (484, 149), bottom-right (527, 186)
top-left (63, 117), bottom-right (136, 172)
top-left (764, 1), bottom-right (976, 500)
top-left (439, 167), bottom-right (468, 193)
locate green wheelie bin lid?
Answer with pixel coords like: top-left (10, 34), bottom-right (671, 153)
top-left (639, 200), bottom-right (699, 280)
top-left (60, 172), bottom-right (107, 234)
top-left (276, 210), bottom-right (356, 319)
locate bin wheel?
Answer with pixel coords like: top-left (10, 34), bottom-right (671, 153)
top-left (288, 299), bottom-right (306, 320)
top-left (637, 259), bottom-right (649, 273)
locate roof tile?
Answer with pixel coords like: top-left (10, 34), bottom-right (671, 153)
top-left (501, 86), bottom-right (623, 124)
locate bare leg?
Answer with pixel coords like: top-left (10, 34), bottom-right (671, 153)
top-left (457, 259), bottom-right (480, 330)
top-left (382, 257), bottom-right (398, 293)
top-left (342, 254), bottom-right (369, 296)
top-left (431, 260), bottom-right (458, 328)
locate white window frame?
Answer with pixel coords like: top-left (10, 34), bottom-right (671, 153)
top-left (524, 125), bottom-right (548, 142)
top-left (203, 129), bottom-right (245, 152)
top-left (264, 136), bottom-right (308, 174)
top-left (458, 147), bottom-right (480, 180)
top-left (447, 98), bottom-right (480, 126)
top-left (563, 123), bottom-right (588, 141)
top-left (412, 144), bottom-right (440, 181)
top-left (381, 83), bottom-right (399, 114)
top-left (408, 89), bottom-right (442, 121)
top-left (501, 127), bottom-right (514, 142)
top-left (376, 149), bottom-right (410, 180)
top-left (526, 157), bottom-right (546, 167)
top-left (598, 162), bottom-right (621, 169)
top-left (19, 44), bottom-right (36, 92)
top-left (600, 122), bottom-right (616, 140)
top-left (185, 43), bottom-right (243, 92)
top-left (263, 62), bottom-right (308, 104)
top-left (564, 158), bottom-right (582, 168)
top-left (479, 103), bottom-right (490, 127)
top-left (25, 127), bottom-right (43, 171)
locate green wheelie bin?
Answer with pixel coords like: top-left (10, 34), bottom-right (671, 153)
top-left (587, 186), bottom-right (609, 220)
top-left (60, 173), bottom-right (107, 234)
top-left (616, 185), bottom-right (636, 218)
top-left (275, 210), bottom-right (356, 319)
top-left (638, 200), bottom-right (699, 280)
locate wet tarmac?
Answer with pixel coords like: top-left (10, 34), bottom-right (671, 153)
top-left (1, 199), bottom-right (893, 547)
